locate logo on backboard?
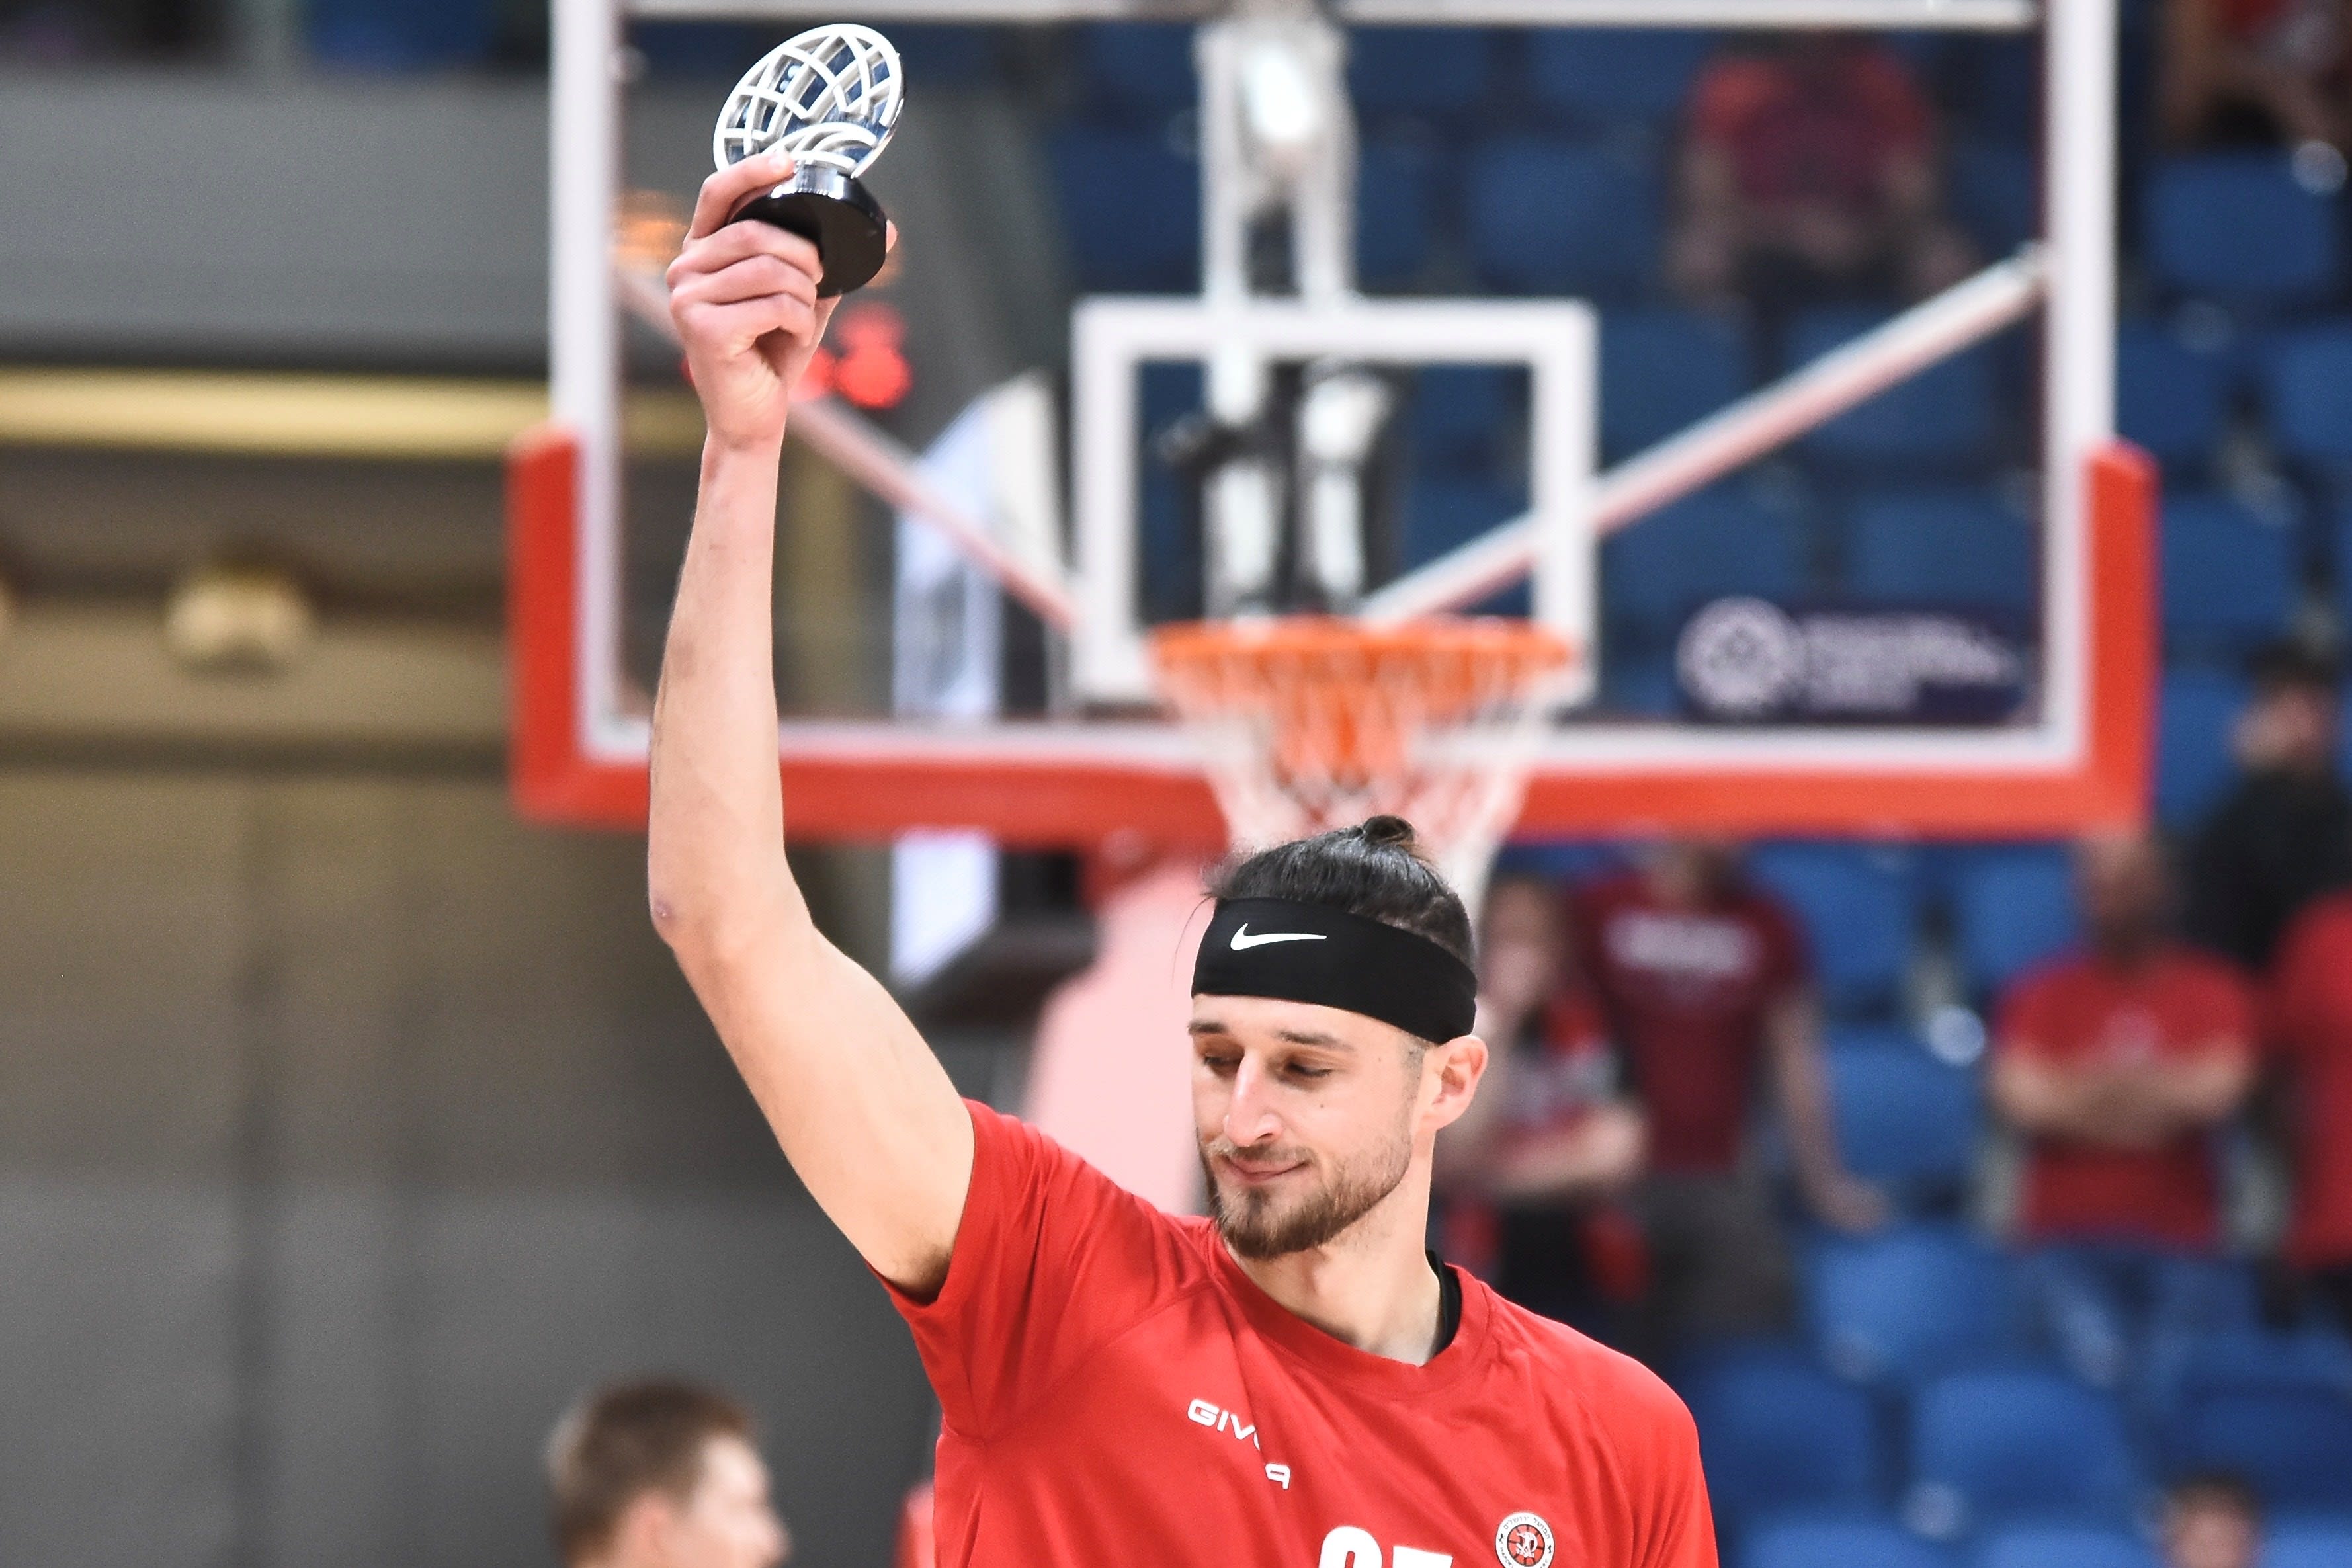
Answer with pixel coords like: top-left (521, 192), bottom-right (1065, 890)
top-left (1494, 1512), bottom-right (1555, 1568)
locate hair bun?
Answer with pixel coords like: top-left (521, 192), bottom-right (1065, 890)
top-left (1356, 815), bottom-right (1420, 851)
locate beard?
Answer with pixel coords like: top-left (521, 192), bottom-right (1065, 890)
top-left (1200, 1120), bottom-right (1415, 1260)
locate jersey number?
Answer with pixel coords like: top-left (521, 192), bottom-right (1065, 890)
top-left (1318, 1526), bottom-right (1452, 1567)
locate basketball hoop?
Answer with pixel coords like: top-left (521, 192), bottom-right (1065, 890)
top-left (1149, 616), bottom-right (1574, 906)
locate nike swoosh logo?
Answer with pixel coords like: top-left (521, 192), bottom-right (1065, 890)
top-left (1230, 925), bottom-right (1329, 950)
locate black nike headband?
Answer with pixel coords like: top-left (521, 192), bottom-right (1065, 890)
top-left (1193, 897), bottom-right (1479, 1045)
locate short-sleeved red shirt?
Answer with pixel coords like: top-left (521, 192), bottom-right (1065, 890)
top-left (1686, 44), bottom-right (1932, 210)
top-left (886, 1102), bottom-right (1718, 1568)
top-left (1994, 947), bottom-right (2257, 1249)
top-left (1571, 872), bottom-right (1808, 1174)
top-left (2265, 895), bottom-right (2352, 1269)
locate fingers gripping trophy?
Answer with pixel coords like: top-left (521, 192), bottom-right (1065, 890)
top-left (712, 23), bottom-right (903, 296)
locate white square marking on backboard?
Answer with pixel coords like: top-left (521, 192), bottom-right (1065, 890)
top-left (1070, 296), bottom-right (1599, 705)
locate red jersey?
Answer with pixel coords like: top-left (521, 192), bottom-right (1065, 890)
top-left (1687, 43), bottom-right (1931, 210)
top-left (887, 1102), bottom-right (1718, 1568)
top-left (1995, 947), bottom-right (2257, 1249)
top-left (2266, 895), bottom-right (2352, 1268)
top-left (1571, 872), bottom-right (1808, 1173)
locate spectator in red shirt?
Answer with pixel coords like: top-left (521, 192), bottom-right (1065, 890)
top-left (2263, 889), bottom-right (2352, 1332)
top-left (1441, 874), bottom-right (1648, 1338)
top-left (2161, 0), bottom-right (2352, 157)
top-left (1670, 33), bottom-right (1975, 322)
top-left (1992, 831), bottom-right (2260, 1390)
top-left (1575, 839), bottom-right (1887, 1361)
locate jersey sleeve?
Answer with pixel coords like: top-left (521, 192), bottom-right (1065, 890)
top-left (1627, 1365), bottom-right (1722, 1568)
top-left (2188, 956), bottom-right (2257, 1061)
top-left (1753, 893), bottom-right (1811, 1001)
top-left (1994, 968), bottom-right (2060, 1060)
top-left (2269, 904), bottom-right (2330, 1063)
top-left (881, 1100), bottom-right (1195, 1441)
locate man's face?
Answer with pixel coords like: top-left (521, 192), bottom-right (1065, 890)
top-left (2166, 1501), bottom-right (2258, 1568)
top-left (646, 1436), bottom-right (789, 1568)
top-left (2077, 831), bottom-right (2167, 946)
top-left (2243, 684), bottom-right (2339, 776)
top-left (1189, 994), bottom-right (1441, 1260)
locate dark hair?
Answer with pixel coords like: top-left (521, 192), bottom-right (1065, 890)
top-left (2166, 1471), bottom-right (2263, 1526)
top-left (545, 1380), bottom-right (753, 1562)
top-left (1210, 815), bottom-right (1474, 968)
top-left (2249, 639), bottom-right (2339, 697)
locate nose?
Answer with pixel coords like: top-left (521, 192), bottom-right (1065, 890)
top-left (1222, 1054), bottom-right (1285, 1147)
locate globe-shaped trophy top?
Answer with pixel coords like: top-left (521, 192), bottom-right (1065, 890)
top-left (712, 23), bottom-right (904, 180)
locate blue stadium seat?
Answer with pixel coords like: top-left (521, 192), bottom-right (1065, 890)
top-left (631, 21), bottom-right (769, 79)
top-left (308, 0), bottom-right (495, 67)
top-left (1844, 489), bottom-right (2037, 621)
top-left (2161, 495), bottom-right (2297, 658)
top-left (2117, 323), bottom-right (2230, 471)
top-left (1820, 1045), bottom-right (1983, 1206)
top-left (2159, 669), bottom-right (2253, 829)
top-left (1468, 137), bottom-right (1659, 298)
top-left (2165, 1384), bottom-right (2352, 1512)
top-left (1357, 138), bottom-right (1436, 287)
top-left (2144, 155), bottom-right (2341, 303)
top-left (1909, 1368), bottom-right (2144, 1532)
top-left (2262, 323), bottom-right (2352, 468)
top-left (1348, 26), bottom-right (1490, 118)
top-left (1047, 128), bottom-right (1200, 292)
top-left (1602, 487), bottom-right (1807, 647)
top-left (1746, 1517), bottom-right (1956, 1568)
top-left (1806, 1227), bottom-right (2013, 1387)
top-left (1974, 1526), bottom-right (2159, 1568)
top-left (1600, 308), bottom-right (1747, 457)
top-left (1950, 142), bottom-right (2038, 258)
top-left (1682, 1347), bottom-right (1884, 1530)
top-left (1791, 310), bottom-right (1999, 468)
top-left (1407, 364), bottom-right (1518, 476)
top-left (1077, 22), bottom-right (1195, 118)
top-left (888, 26), bottom-right (998, 85)
top-left (2265, 1524), bottom-right (2352, 1568)
top-left (1748, 845), bottom-right (1917, 1016)
top-left (1951, 846), bottom-right (2078, 997)
top-left (1402, 475), bottom-right (1525, 571)
top-left (1526, 28), bottom-right (1718, 125)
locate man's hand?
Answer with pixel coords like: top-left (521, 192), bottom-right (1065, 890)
top-left (667, 153), bottom-right (870, 450)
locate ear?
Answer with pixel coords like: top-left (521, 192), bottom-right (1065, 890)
top-left (1421, 1033), bottom-right (1488, 1130)
top-left (612, 1491), bottom-right (678, 1568)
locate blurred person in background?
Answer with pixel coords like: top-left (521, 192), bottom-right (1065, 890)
top-left (1574, 839), bottom-right (1887, 1363)
top-left (2160, 0), bottom-right (2352, 159)
top-left (1992, 833), bottom-right (2259, 1391)
top-left (546, 1380), bottom-right (790, 1568)
top-left (2186, 643), bottom-right (2352, 974)
top-left (1439, 874), bottom-right (1648, 1341)
top-left (1669, 32), bottom-right (1975, 328)
top-left (2160, 1473), bottom-right (2265, 1568)
top-left (2261, 877), bottom-right (2352, 1333)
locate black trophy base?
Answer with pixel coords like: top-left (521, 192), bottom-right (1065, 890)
top-left (730, 165), bottom-right (889, 298)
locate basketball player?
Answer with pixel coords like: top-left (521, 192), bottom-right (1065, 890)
top-left (649, 151), bottom-right (1717, 1568)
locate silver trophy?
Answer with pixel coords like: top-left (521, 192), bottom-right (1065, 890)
top-left (714, 23), bottom-right (904, 296)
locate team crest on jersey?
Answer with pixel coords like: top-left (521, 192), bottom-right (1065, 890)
top-left (1495, 1511), bottom-right (1555, 1568)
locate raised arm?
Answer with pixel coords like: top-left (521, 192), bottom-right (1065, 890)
top-left (648, 154), bottom-right (972, 1297)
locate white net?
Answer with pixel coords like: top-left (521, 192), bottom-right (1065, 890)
top-left (1150, 616), bottom-right (1572, 908)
